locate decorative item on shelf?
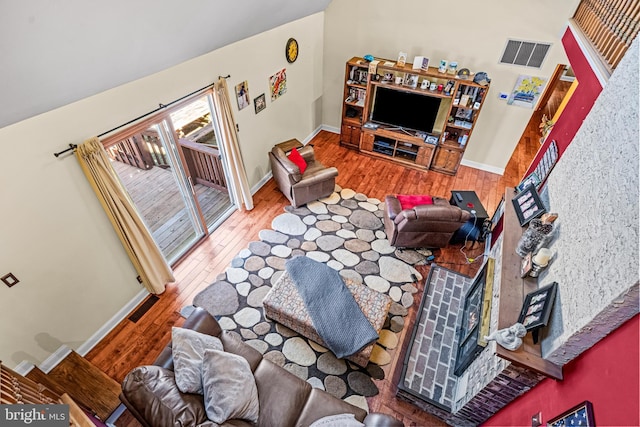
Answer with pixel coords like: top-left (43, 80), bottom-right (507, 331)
top-left (457, 68), bottom-right (471, 79)
top-left (515, 213), bottom-right (557, 257)
top-left (429, 82), bottom-right (437, 91)
top-left (484, 323), bottom-right (527, 351)
top-left (437, 84), bottom-right (444, 92)
top-left (511, 184), bottom-right (547, 227)
top-left (529, 248), bottom-right (553, 277)
top-left (443, 80), bottom-right (454, 95)
top-left (412, 56), bottom-right (429, 70)
top-left (381, 72), bottom-right (394, 84)
top-left (520, 252), bottom-right (533, 278)
top-left (363, 54), bottom-right (374, 62)
top-left (438, 59), bottom-right (448, 73)
top-left (517, 282), bottom-right (558, 343)
top-left (473, 71), bottom-right (491, 86)
top-left (447, 61), bottom-right (458, 75)
top-left (403, 73), bottom-right (419, 89)
top-left (368, 59), bottom-right (379, 74)
top-left (420, 79), bottom-right (430, 90)
top-left (397, 51), bottom-right (407, 67)
top-left (395, 76), bottom-right (404, 85)
top-left (516, 172), bottom-right (542, 192)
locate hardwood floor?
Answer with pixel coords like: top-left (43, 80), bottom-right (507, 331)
top-left (86, 129), bottom-right (538, 426)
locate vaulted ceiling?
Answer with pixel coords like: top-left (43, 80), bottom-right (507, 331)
top-left (0, 0), bottom-right (332, 128)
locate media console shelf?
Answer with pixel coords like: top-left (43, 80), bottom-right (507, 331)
top-left (339, 56), bottom-right (489, 175)
top-left (496, 187), bottom-right (563, 380)
top-left (361, 127), bottom-right (435, 169)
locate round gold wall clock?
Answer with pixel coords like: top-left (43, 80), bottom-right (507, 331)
top-left (285, 38), bottom-right (299, 63)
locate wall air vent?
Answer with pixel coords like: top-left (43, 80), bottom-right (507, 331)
top-left (500, 39), bottom-right (551, 68)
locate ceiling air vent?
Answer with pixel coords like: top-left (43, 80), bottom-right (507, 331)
top-left (500, 39), bottom-right (551, 68)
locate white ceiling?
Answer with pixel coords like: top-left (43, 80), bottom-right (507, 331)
top-left (0, 0), bottom-right (332, 129)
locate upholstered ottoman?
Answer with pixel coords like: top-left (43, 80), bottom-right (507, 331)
top-left (263, 270), bottom-right (392, 367)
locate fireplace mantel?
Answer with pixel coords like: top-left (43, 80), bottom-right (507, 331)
top-left (496, 188), bottom-right (563, 380)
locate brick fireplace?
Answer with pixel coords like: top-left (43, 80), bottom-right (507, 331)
top-left (398, 235), bottom-right (548, 426)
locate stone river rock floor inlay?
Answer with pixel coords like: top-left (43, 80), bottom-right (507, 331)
top-left (189, 186), bottom-right (432, 412)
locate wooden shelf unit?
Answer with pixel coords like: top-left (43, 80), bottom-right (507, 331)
top-left (361, 127), bottom-right (435, 169)
top-left (495, 188), bottom-right (563, 380)
top-left (339, 56), bottom-right (489, 174)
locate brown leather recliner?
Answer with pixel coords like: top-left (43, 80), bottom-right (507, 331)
top-left (119, 307), bottom-right (403, 427)
top-left (269, 145), bottom-right (338, 208)
top-left (384, 195), bottom-right (472, 248)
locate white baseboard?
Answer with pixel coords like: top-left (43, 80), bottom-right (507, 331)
top-left (460, 158), bottom-right (504, 175)
top-left (75, 289), bottom-right (150, 357)
top-left (251, 171), bottom-right (273, 195)
top-left (320, 124), bottom-right (339, 134)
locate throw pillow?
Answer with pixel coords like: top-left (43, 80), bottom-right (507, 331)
top-left (171, 327), bottom-right (223, 395)
top-left (309, 413), bottom-right (365, 427)
top-left (287, 147), bottom-right (307, 174)
top-left (397, 194), bottom-right (433, 210)
top-left (202, 349), bottom-right (259, 424)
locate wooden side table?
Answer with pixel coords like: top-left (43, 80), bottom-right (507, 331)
top-left (275, 138), bottom-right (304, 153)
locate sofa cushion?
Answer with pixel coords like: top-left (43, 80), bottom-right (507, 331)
top-left (309, 413), bottom-right (365, 427)
top-left (172, 327), bottom-right (223, 394)
top-left (252, 359), bottom-right (311, 427)
top-left (287, 147), bottom-right (307, 174)
top-left (121, 365), bottom-right (209, 427)
top-left (396, 194), bottom-right (433, 210)
top-left (202, 349), bottom-right (259, 425)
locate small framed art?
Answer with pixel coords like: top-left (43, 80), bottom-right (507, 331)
top-left (511, 184), bottom-right (546, 226)
top-left (517, 281), bottom-right (558, 331)
top-left (516, 172), bottom-right (542, 192)
top-left (403, 73), bottom-right (419, 89)
top-left (254, 93), bottom-right (266, 114)
top-left (547, 400), bottom-right (595, 427)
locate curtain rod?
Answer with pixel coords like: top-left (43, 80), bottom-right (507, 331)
top-left (53, 77), bottom-right (229, 158)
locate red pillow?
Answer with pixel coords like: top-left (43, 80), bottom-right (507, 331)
top-left (287, 148), bottom-right (307, 174)
top-left (396, 194), bottom-right (433, 210)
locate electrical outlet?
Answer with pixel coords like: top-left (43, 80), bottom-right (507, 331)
top-left (499, 92), bottom-right (509, 100)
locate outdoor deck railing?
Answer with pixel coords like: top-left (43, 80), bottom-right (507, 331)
top-left (572, 0), bottom-right (640, 71)
top-left (178, 139), bottom-right (228, 191)
top-left (108, 132), bottom-right (228, 192)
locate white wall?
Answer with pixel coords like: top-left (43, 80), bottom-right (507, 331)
top-left (0, 13), bottom-right (325, 368)
top-left (541, 37), bottom-right (639, 364)
top-left (321, 0), bottom-right (580, 173)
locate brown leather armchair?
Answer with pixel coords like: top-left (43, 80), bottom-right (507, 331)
top-left (384, 195), bottom-right (472, 248)
top-left (269, 145), bottom-right (338, 208)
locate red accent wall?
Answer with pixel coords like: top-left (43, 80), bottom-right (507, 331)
top-left (525, 26), bottom-right (604, 177)
top-left (483, 315), bottom-right (640, 426)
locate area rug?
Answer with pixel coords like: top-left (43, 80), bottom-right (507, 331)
top-left (185, 186), bottom-right (431, 412)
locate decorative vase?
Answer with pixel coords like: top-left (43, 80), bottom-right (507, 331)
top-left (516, 219), bottom-right (554, 257)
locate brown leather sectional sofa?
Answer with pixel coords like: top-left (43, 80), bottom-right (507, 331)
top-left (119, 307), bottom-right (403, 427)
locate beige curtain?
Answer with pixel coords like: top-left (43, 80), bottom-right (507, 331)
top-left (212, 77), bottom-right (254, 211)
top-left (75, 137), bottom-right (174, 294)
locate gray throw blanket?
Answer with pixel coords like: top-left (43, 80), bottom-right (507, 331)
top-left (285, 256), bottom-right (379, 358)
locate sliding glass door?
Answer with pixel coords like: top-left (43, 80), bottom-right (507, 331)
top-left (105, 92), bottom-right (234, 263)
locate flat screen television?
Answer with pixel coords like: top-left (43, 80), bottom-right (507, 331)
top-left (370, 86), bottom-right (441, 134)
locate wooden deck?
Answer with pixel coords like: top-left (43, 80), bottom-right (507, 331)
top-left (112, 160), bottom-right (233, 261)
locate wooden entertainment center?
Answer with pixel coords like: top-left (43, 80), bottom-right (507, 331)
top-left (340, 56), bottom-right (490, 175)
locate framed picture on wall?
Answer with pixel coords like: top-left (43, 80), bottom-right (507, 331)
top-left (547, 400), bottom-right (595, 427)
